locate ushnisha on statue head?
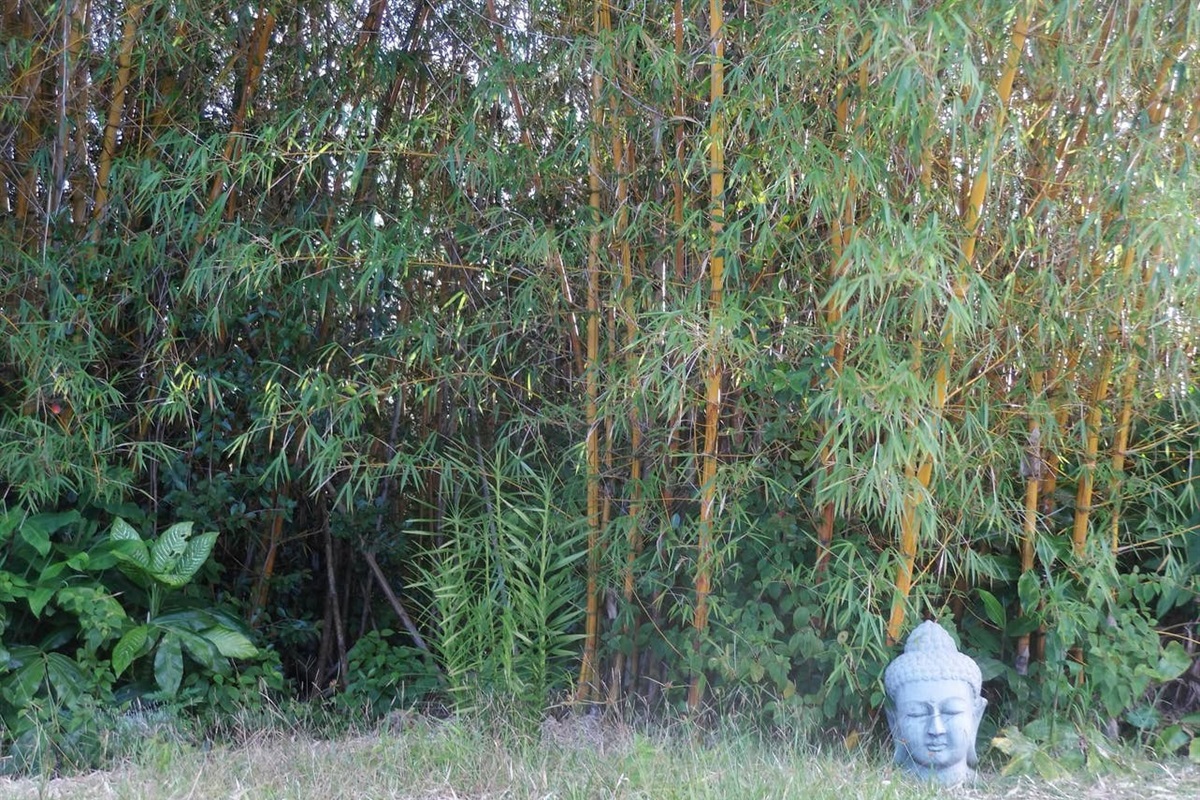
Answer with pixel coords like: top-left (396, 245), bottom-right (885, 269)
top-left (883, 620), bottom-right (987, 786)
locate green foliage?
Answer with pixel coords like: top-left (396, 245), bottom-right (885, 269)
top-left (0, 510), bottom-right (264, 773)
top-left (990, 720), bottom-right (1121, 779)
top-left (337, 630), bottom-right (440, 715)
top-left (1, 0), bottom-right (1198, 770)
top-left (413, 442), bottom-right (586, 713)
top-left (1156, 712), bottom-right (1200, 764)
top-left (104, 517), bottom-right (258, 700)
top-left (0, 510), bottom-right (121, 771)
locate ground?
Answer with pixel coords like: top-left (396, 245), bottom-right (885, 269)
top-left (1, 715), bottom-right (1198, 799)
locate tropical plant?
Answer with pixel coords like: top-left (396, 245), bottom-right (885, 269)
top-left (0, 511), bottom-right (261, 771)
top-left (107, 518), bottom-right (259, 699)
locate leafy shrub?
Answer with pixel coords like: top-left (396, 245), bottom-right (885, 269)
top-left (413, 442), bottom-right (586, 714)
top-left (337, 629), bottom-right (441, 715)
top-left (0, 511), bottom-right (264, 773)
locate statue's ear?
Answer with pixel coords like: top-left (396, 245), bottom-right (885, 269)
top-left (885, 706), bottom-right (915, 767)
top-left (966, 695), bottom-right (987, 768)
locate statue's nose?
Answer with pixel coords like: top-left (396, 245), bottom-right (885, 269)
top-left (927, 712), bottom-right (947, 736)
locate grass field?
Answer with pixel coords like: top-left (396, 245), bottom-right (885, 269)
top-left (2, 711), bottom-right (1198, 799)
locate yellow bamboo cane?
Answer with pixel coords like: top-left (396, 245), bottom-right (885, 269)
top-left (93, 1), bottom-right (146, 231)
top-left (688, 0), bottom-right (725, 712)
top-left (610, 66), bottom-right (643, 703)
top-left (816, 38), bottom-right (869, 573)
top-left (576, 0), bottom-right (610, 704)
top-left (887, 9), bottom-right (1031, 645)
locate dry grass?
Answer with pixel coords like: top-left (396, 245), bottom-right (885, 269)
top-left (1, 714), bottom-right (1198, 799)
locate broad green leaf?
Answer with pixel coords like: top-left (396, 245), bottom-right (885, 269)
top-left (1017, 571), bottom-right (1040, 614)
top-left (0, 510), bottom-right (20, 542)
top-left (203, 626), bottom-right (258, 659)
top-left (150, 521), bottom-right (192, 575)
top-left (27, 586), bottom-right (55, 617)
top-left (1190, 738), bottom-right (1200, 764)
top-left (20, 512), bottom-right (80, 556)
top-left (177, 629), bottom-right (221, 671)
top-left (975, 655), bottom-right (1007, 682)
top-left (1007, 614), bottom-right (1040, 637)
top-left (1125, 704), bottom-right (1160, 731)
top-left (45, 653), bottom-right (88, 702)
top-left (5, 659), bottom-right (46, 706)
top-left (112, 625), bottom-right (150, 677)
top-left (37, 560), bottom-right (66, 584)
top-left (1158, 725), bottom-right (1191, 754)
top-left (112, 539), bottom-right (152, 573)
top-left (1155, 640), bottom-right (1192, 681)
top-left (163, 531), bottom-right (218, 587)
top-left (110, 517), bottom-right (143, 545)
top-left (18, 521), bottom-right (51, 557)
top-left (111, 519), bottom-right (150, 569)
top-left (154, 632), bottom-right (184, 696)
top-left (155, 608), bottom-right (215, 632)
top-left (977, 588), bottom-right (1006, 630)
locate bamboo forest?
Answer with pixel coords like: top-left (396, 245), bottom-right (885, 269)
top-left (2, 0), bottom-right (1200, 774)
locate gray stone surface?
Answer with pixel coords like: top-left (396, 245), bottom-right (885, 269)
top-left (884, 620), bottom-right (987, 786)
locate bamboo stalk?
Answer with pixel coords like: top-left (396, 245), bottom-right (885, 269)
top-left (671, 0), bottom-right (687, 286)
top-left (576, 0), bottom-right (609, 704)
top-left (66, 0), bottom-right (91, 227)
top-left (1014, 368), bottom-right (1046, 674)
top-left (816, 38), bottom-right (868, 573)
top-left (364, 550), bottom-right (429, 653)
top-left (1070, 31), bottom-right (1180, 558)
top-left (610, 61), bottom-right (642, 703)
top-left (249, 488), bottom-right (287, 625)
top-left (11, 2), bottom-right (46, 242)
top-left (887, 10), bottom-right (1030, 645)
top-left (1029, 358), bottom-right (1075, 663)
top-left (205, 6), bottom-right (276, 213)
top-left (481, 0), bottom-right (584, 377)
top-left (92, 1), bottom-right (145, 230)
top-left (688, 0), bottom-right (725, 712)
top-left (322, 507), bottom-right (349, 683)
top-left (351, 0), bottom-right (388, 64)
top-left (1108, 354), bottom-right (1139, 554)
top-left (1072, 354), bottom-right (1114, 556)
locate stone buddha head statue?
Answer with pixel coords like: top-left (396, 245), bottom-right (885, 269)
top-left (883, 620), bottom-right (987, 786)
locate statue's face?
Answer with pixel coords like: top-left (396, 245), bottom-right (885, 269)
top-left (890, 679), bottom-right (984, 782)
